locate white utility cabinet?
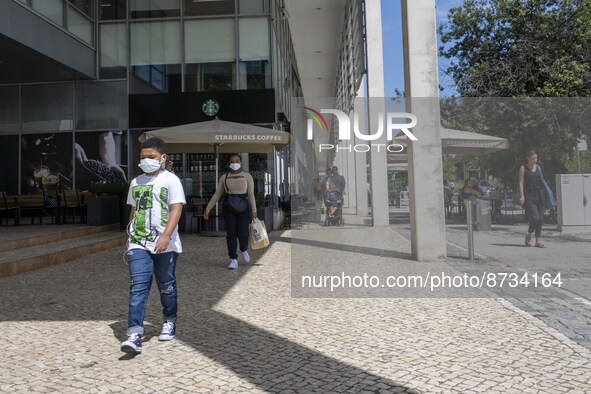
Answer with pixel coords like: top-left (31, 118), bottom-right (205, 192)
top-left (556, 174), bottom-right (591, 233)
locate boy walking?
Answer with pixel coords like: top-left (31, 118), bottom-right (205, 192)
top-left (120, 137), bottom-right (186, 354)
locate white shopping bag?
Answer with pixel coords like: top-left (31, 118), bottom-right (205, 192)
top-left (250, 218), bottom-right (269, 250)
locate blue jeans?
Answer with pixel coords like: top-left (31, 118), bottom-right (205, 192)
top-left (223, 208), bottom-right (250, 259)
top-left (126, 249), bottom-right (178, 335)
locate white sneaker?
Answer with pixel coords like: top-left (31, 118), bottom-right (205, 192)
top-left (228, 259), bottom-right (238, 269)
top-left (158, 321), bottom-right (176, 341)
top-left (242, 251), bottom-right (250, 263)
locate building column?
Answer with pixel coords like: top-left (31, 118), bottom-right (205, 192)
top-left (345, 135), bottom-right (357, 211)
top-left (353, 101), bottom-right (369, 216)
top-left (365, 0), bottom-right (389, 226)
top-left (402, 0), bottom-right (447, 260)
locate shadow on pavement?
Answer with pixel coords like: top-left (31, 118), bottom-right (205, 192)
top-left (0, 233), bottom-right (415, 393)
top-left (281, 236), bottom-right (415, 261)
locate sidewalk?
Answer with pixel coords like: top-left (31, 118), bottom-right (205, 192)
top-left (390, 206), bottom-right (591, 350)
top-left (1, 218), bottom-right (591, 392)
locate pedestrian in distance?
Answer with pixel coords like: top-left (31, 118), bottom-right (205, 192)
top-left (120, 137), bottom-right (186, 354)
top-left (203, 154), bottom-right (257, 270)
top-left (327, 166), bottom-right (346, 194)
top-left (461, 178), bottom-right (481, 199)
top-left (519, 150), bottom-right (546, 248)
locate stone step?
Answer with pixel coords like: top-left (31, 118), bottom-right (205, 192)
top-left (0, 223), bottom-right (119, 253)
top-left (0, 231), bottom-right (127, 278)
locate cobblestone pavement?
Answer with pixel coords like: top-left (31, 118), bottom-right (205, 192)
top-left (390, 207), bottom-right (591, 351)
top-left (2, 222), bottom-right (591, 392)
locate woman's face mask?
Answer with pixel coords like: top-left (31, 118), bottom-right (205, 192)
top-left (229, 163), bottom-right (241, 171)
top-left (139, 157), bottom-right (165, 174)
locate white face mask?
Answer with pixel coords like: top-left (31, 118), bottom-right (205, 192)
top-left (139, 158), bottom-right (163, 174)
top-left (229, 163), bottom-right (241, 171)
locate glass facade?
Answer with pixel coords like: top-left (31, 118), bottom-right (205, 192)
top-left (99, 0), bottom-right (126, 20)
top-left (20, 0), bottom-right (96, 45)
top-left (184, 0), bottom-right (235, 16)
top-left (75, 81), bottom-right (128, 130)
top-left (1, 0), bottom-right (300, 202)
top-left (130, 21), bottom-right (182, 93)
top-left (130, 0), bottom-right (180, 19)
top-left (0, 86), bottom-right (20, 135)
top-left (239, 0), bottom-right (268, 14)
top-left (22, 83), bottom-right (74, 133)
top-left (100, 23), bottom-right (127, 79)
top-left (31, 0), bottom-right (63, 26)
top-left (239, 17), bottom-right (270, 89)
top-left (185, 19), bottom-right (235, 91)
top-left (67, 4), bottom-right (93, 44)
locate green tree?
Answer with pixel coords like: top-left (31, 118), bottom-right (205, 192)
top-left (439, 0), bottom-right (591, 188)
top-left (440, 0), bottom-right (591, 97)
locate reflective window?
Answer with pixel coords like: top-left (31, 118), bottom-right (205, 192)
top-left (239, 17), bottom-right (270, 89)
top-left (186, 63), bottom-right (236, 91)
top-left (185, 19), bottom-right (236, 91)
top-left (76, 81), bottom-right (128, 130)
top-left (67, 5), bottom-right (93, 44)
top-left (21, 132), bottom-right (73, 193)
top-left (0, 86), bottom-right (20, 135)
top-left (0, 135), bottom-right (19, 194)
top-left (131, 21), bottom-right (182, 93)
top-left (70, 0), bottom-right (94, 19)
top-left (130, 0), bottom-right (180, 18)
top-left (31, 0), bottom-right (63, 26)
top-left (22, 83), bottom-right (74, 133)
top-left (131, 64), bottom-right (182, 93)
top-left (100, 23), bottom-right (127, 78)
top-left (239, 61), bottom-right (269, 89)
top-left (239, 0), bottom-right (269, 14)
top-left (75, 130), bottom-right (128, 191)
top-left (184, 0), bottom-right (235, 16)
top-left (99, 0), bottom-right (126, 20)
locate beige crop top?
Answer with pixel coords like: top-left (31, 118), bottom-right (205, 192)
top-left (205, 172), bottom-right (257, 214)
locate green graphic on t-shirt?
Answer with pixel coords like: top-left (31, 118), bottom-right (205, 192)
top-left (131, 185), bottom-right (156, 244)
top-left (160, 187), bottom-right (169, 226)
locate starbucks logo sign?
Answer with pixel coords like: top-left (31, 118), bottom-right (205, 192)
top-left (202, 99), bottom-right (220, 116)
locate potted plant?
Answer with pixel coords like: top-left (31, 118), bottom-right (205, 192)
top-left (87, 182), bottom-right (129, 227)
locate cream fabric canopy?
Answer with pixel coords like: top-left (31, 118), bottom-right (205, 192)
top-left (392, 127), bottom-right (509, 156)
top-left (139, 118), bottom-right (290, 153)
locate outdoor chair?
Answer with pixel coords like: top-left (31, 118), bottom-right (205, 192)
top-left (0, 192), bottom-right (19, 226)
top-left (62, 189), bottom-right (87, 224)
top-left (189, 197), bottom-right (207, 233)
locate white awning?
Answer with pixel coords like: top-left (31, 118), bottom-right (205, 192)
top-left (139, 118), bottom-right (290, 153)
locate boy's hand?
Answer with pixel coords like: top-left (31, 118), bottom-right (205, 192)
top-left (154, 236), bottom-right (170, 253)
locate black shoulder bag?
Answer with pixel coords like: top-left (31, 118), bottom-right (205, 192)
top-left (224, 173), bottom-right (249, 214)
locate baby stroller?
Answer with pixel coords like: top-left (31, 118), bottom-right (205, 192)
top-left (324, 191), bottom-right (344, 226)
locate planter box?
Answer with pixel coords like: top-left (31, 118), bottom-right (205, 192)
top-left (88, 196), bottom-right (120, 226)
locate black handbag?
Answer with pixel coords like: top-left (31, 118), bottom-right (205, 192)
top-left (224, 173), bottom-right (248, 214)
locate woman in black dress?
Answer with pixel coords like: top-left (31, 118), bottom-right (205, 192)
top-left (518, 150), bottom-right (546, 247)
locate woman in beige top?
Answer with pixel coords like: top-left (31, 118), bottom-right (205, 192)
top-left (203, 154), bottom-right (257, 269)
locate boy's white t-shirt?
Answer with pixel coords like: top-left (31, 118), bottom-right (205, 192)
top-left (127, 170), bottom-right (186, 253)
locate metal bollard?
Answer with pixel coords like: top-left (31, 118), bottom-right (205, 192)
top-left (464, 197), bottom-right (478, 263)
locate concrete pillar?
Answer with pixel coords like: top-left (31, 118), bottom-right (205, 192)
top-left (345, 135), bottom-right (357, 210)
top-left (364, 0), bottom-right (389, 226)
top-left (402, 0), bottom-right (447, 260)
top-left (353, 96), bottom-right (368, 216)
top-left (241, 153), bottom-right (249, 172)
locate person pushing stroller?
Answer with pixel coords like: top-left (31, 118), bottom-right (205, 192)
top-left (324, 166), bottom-right (346, 226)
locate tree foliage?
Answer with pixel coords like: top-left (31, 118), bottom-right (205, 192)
top-left (439, 0), bottom-right (591, 97)
top-left (438, 0), bottom-right (591, 189)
